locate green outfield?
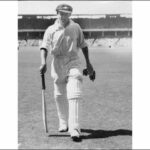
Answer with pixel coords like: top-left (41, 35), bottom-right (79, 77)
top-left (18, 46), bottom-right (132, 149)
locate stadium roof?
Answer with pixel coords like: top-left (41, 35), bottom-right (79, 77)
top-left (18, 13), bottom-right (132, 19)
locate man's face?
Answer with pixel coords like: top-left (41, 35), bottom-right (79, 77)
top-left (57, 11), bottom-right (71, 26)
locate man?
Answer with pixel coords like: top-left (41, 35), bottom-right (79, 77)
top-left (40, 4), bottom-right (95, 141)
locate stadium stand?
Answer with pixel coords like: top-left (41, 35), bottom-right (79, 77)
top-left (18, 14), bottom-right (132, 30)
top-left (18, 14), bottom-right (132, 48)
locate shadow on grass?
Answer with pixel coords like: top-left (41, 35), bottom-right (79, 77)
top-left (47, 129), bottom-right (132, 142)
top-left (48, 134), bottom-right (69, 137)
top-left (48, 133), bottom-right (82, 142)
top-left (81, 129), bottom-right (132, 139)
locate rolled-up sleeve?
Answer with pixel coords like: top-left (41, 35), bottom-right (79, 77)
top-left (40, 28), bottom-right (51, 52)
top-left (77, 25), bottom-right (88, 49)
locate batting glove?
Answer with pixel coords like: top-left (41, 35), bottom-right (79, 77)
top-left (83, 68), bottom-right (96, 81)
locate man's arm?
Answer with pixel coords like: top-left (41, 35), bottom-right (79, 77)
top-left (82, 46), bottom-right (96, 81)
top-left (40, 48), bottom-right (48, 74)
top-left (77, 24), bottom-right (95, 80)
top-left (81, 46), bottom-right (94, 75)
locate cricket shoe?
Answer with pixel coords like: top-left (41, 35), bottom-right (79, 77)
top-left (58, 124), bottom-right (68, 132)
top-left (69, 129), bottom-right (81, 142)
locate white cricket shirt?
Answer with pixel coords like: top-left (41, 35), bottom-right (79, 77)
top-left (40, 19), bottom-right (87, 82)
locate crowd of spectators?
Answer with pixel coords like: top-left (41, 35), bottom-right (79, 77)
top-left (18, 37), bottom-right (131, 48)
top-left (18, 16), bottom-right (132, 30)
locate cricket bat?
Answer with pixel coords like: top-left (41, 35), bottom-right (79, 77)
top-left (41, 73), bottom-right (48, 133)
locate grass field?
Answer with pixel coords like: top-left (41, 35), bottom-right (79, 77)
top-left (18, 46), bottom-right (132, 149)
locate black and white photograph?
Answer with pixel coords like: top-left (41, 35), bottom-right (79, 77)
top-left (17, 1), bottom-right (132, 149)
top-left (2, 1), bottom-right (150, 149)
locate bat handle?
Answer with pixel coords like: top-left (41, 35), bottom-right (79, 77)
top-left (41, 74), bottom-right (46, 90)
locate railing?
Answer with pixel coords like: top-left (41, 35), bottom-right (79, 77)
top-left (18, 28), bottom-right (132, 33)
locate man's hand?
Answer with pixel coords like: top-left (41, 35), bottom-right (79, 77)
top-left (39, 64), bottom-right (47, 75)
top-left (83, 63), bottom-right (96, 81)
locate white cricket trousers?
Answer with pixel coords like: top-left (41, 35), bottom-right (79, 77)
top-left (54, 68), bottom-right (82, 132)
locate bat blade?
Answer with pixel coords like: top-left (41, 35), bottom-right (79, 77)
top-left (42, 89), bottom-right (48, 133)
top-left (41, 74), bottom-right (48, 133)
